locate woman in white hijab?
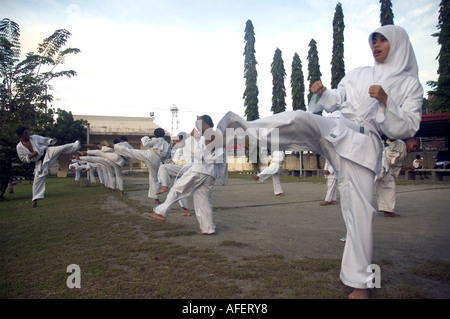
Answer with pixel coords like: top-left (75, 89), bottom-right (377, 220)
top-left (218, 25), bottom-right (423, 298)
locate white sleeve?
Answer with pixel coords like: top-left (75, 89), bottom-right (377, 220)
top-left (375, 76), bottom-right (423, 140)
top-left (141, 136), bottom-right (156, 148)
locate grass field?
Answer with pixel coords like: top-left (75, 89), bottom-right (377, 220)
top-left (1, 175), bottom-right (448, 300)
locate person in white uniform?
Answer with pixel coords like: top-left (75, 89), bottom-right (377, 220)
top-left (217, 25), bottom-right (423, 298)
top-left (86, 162), bottom-right (102, 185)
top-left (156, 132), bottom-right (192, 216)
top-left (80, 142), bottom-right (127, 196)
top-left (76, 154), bottom-right (116, 190)
top-left (68, 160), bottom-right (91, 182)
top-left (148, 115), bottom-right (227, 235)
top-left (252, 150), bottom-right (285, 196)
top-left (376, 137), bottom-right (420, 217)
top-left (16, 127), bottom-right (81, 207)
top-left (113, 128), bottom-right (171, 204)
top-left (320, 159), bottom-right (338, 206)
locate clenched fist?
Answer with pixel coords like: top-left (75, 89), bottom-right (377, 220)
top-left (369, 85), bottom-right (388, 105)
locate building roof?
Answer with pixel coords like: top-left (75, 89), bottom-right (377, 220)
top-left (416, 112), bottom-right (450, 138)
top-left (73, 114), bottom-right (170, 136)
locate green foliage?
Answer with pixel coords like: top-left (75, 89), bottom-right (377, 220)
top-left (331, 2), bottom-right (345, 89)
top-left (428, 0), bottom-right (450, 113)
top-left (270, 48), bottom-right (286, 114)
top-left (0, 18), bottom-right (82, 198)
top-left (291, 53), bottom-right (306, 111)
top-left (40, 109), bottom-right (87, 145)
top-left (307, 39), bottom-right (322, 102)
top-left (380, 0), bottom-right (395, 26)
top-left (243, 20), bottom-right (259, 121)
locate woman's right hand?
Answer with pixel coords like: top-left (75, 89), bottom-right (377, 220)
top-left (311, 80), bottom-right (326, 96)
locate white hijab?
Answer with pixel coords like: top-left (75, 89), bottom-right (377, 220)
top-left (368, 25), bottom-right (419, 87)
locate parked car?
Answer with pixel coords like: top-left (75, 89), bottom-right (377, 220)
top-left (434, 150), bottom-right (450, 169)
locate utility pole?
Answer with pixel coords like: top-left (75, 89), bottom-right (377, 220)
top-left (169, 104), bottom-right (179, 136)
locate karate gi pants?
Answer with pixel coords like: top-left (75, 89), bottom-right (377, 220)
top-left (324, 177), bottom-right (337, 202)
top-left (158, 163), bottom-right (190, 209)
top-left (80, 156), bottom-right (115, 190)
top-left (87, 150), bottom-right (124, 191)
top-left (32, 141), bottom-right (81, 201)
top-left (338, 157), bottom-right (376, 289)
top-left (154, 171), bottom-right (216, 234)
top-left (376, 171), bottom-right (396, 213)
top-left (257, 163), bottom-right (284, 195)
top-left (114, 145), bottom-right (161, 199)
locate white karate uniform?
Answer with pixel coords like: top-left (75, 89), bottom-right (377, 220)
top-left (324, 160), bottom-right (338, 203)
top-left (114, 136), bottom-right (171, 199)
top-left (376, 140), bottom-right (407, 213)
top-left (85, 162), bottom-right (100, 184)
top-left (89, 163), bottom-right (106, 185)
top-left (257, 151), bottom-right (285, 195)
top-left (157, 145), bottom-right (192, 210)
top-left (69, 161), bottom-right (91, 182)
top-left (87, 147), bottom-right (125, 192)
top-left (217, 25), bottom-right (423, 289)
top-left (16, 136), bottom-right (81, 201)
top-left (153, 132), bottom-right (227, 234)
top-left (80, 155), bottom-right (115, 189)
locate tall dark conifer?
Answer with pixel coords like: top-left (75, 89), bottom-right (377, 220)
top-left (243, 19), bottom-right (259, 120)
top-left (307, 39), bottom-right (322, 103)
top-left (331, 2), bottom-right (345, 89)
top-left (291, 52), bottom-right (306, 111)
top-left (270, 48), bottom-right (286, 114)
top-left (380, 0), bottom-right (394, 25)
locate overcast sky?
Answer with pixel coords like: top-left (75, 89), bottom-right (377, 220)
top-left (2, 0), bottom-right (441, 136)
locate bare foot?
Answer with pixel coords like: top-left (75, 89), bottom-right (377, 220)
top-left (156, 186), bottom-right (170, 195)
top-left (348, 288), bottom-right (369, 299)
top-left (275, 193), bottom-right (285, 196)
top-left (320, 201), bottom-right (330, 206)
top-left (155, 199), bottom-right (161, 204)
top-left (31, 200), bottom-right (37, 208)
top-left (197, 231), bottom-right (216, 236)
top-left (180, 209), bottom-right (191, 216)
top-left (383, 211), bottom-right (400, 217)
top-left (120, 190), bottom-right (124, 197)
top-left (252, 175), bottom-right (259, 181)
top-left (148, 213), bottom-right (166, 221)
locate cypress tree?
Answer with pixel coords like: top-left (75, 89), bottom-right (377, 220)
top-left (307, 39), bottom-right (322, 103)
top-left (270, 48), bottom-right (286, 114)
top-left (380, 0), bottom-right (394, 26)
top-left (428, 0), bottom-right (450, 113)
top-left (331, 2), bottom-right (345, 89)
top-left (243, 19), bottom-right (259, 120)
top-left (291, 52), bottom-right (306, 111)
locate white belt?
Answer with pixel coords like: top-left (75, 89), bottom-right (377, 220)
top-left (340, 117), bottom-right (373, 136)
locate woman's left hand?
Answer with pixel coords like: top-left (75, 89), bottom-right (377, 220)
top-left (369, 85), bottom-right (388, 105)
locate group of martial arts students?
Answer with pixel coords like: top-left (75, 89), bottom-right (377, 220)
top-left (16, 25), bottom-right (423, 298)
